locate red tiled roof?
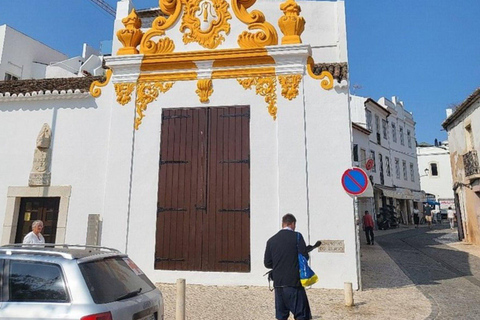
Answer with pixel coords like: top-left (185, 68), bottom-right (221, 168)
top-left (0, 76), bottom-right (104, 95)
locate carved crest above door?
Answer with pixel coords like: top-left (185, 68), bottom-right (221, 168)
top-left (181, 0), bottom-right (232, 49)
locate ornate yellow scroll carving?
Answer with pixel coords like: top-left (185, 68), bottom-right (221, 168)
top-left (140, 0), bottom-right (182, 54)
top-left (135, 81), bottom-right (175, 129)
top-left (181, 0), bottom-right (232, 49)
top-left (196, 79), bottom-right (214, 102)
top-left (117, 9), bottom-right (144, 55)
top-left (307, 57), bottom-right (334, 90)
top-left (89, 69), bottom-right (112, 98)
top-left (278, 74), bottom-right (302, 100)
top-left (278, 0), bottom-right (305, 45)
top-left (232, 0), bottom-right (278, 48)
top-left (114, 83), bottom-right (135, 105)
top-left (238, 76), bottom-right (277, 119)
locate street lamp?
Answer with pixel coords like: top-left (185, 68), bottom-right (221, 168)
top-left (421, 168), bottom-right (429, 177)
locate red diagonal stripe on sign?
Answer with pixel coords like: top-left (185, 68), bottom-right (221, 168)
top-left (345, 172), bottom-right (363, 190)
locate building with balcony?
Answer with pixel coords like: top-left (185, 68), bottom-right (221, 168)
top-left (351, 95), bottom-right (424, 227)
top-left (443, 87), bottom-right (480, 245)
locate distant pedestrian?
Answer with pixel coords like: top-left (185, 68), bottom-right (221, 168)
top-left (447, 207), bottom-right (455, 229)
top-left (363, 211), bottom-right (375, 245)
top-left (413, 209), bottom-right (420, 228)
top-left (424, 205), bottom-right (432, 228)
top-left (23, 220), bottom-right (45, 244)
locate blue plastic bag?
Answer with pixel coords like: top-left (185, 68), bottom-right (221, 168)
top-left (297, 233), bottom-right (318, 287)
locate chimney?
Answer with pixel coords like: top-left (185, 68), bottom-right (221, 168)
top-left (446, 108), bottom-right (453, 118)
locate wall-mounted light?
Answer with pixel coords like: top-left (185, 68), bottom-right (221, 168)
top-left (420, 168), bottom-right (429, 177)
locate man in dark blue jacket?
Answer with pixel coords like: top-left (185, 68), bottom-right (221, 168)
top-left (264, 213), bottom-right (313, 320)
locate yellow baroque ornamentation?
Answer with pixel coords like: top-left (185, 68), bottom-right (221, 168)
top-left (238, 76), bottom-right (278, 119)
top-left (135, 81), bottom-right (174, 129)
top-left (196, 79), bottom-right (214, 103)
top-left (117, 9), bottom-right (144, 55)
top-left (278, 74), bottom-right (302, 100)
top-left (139, 0), bottom-right (182, 54)
top-left (232, 0), bottom-right (278, 48)
top-left (114, 83), bottom-right (135, 105)
top-left (89, 69), bottom-right (112, 98)
top-left (278, 0), bottom-right (305, 45)
top-left (181, 0), bottom-right (232, 49)
top-left (307, 57), bottom-right (334, 90)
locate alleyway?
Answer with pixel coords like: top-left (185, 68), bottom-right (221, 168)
top-left (376, 225), bottom-right (480, 319)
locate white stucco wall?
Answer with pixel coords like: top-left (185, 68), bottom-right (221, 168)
top-left (0, 94), bottom-right (113, 246)
top-left (0, 0), bottom-right (357, 290)
top-left (0, 25), bottom-right (67, 80)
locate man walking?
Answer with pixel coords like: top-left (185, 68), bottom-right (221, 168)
top-left (447, 207), bottom-right (455, 229)
top-left (264, 213), bottom-right (312, 320)
top-left (362, 211), bottom-right (375, 245)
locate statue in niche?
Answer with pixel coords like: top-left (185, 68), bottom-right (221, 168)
top-left (29, 123), bottom-right (52, 186)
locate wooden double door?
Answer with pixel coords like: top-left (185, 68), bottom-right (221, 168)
top-left (155, 106), bottom-right (250, 272)
top-left (15, 197), bottom-right (60, 244)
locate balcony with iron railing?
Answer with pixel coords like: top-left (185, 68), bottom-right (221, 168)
top-left (463, 150), bottom-right (480, 179)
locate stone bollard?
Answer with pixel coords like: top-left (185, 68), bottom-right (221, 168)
top-left (344, 282), bottom-right (354, 307)
top-left (176, 278), bottom-right (186, 320)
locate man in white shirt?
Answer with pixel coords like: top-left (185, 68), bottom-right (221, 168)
top-left (447, 207), bottom-right (456, 229)
top-left (23, 220), bottom-right (45, 244)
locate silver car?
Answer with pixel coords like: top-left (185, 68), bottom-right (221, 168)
top-left (0, 244), bottom-right (164, 320)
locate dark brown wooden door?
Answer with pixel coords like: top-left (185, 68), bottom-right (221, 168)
top-left (155, 106), bottom-right (250, 272)
top-left (15, 197), bottom-right (60, 244)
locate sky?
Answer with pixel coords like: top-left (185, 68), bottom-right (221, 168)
top-left (1, 0), bottom-right (479, 144)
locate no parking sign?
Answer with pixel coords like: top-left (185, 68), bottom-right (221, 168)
top-left (341, 168), bottom-right (369, 196)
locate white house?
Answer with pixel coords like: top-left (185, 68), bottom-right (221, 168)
top-left (0, 24), bottom-right (105, 80)
top-left (0, 0), bottom-right (360, 289)
top-left (417, 141), bottom-right (455, 211)
top-left (0, 25), bottom-right (68, 80)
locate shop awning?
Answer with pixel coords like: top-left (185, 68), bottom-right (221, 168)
top-left (375, 186), bottom-right (417, 200)
top-left (426, 199), bottom-right (440, 206)
top-left (375, 186), bottom-right (397, 198)
top-left (413, 191), bottom-right (427, 202)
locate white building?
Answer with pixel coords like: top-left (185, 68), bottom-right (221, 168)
top-left (442, 87), bottom-right (480, 245)
top-left (0, 0), bottom-right (361, 289)
top-left (0, 24), bottom-right (104, 80)
top-left (351, 95), bottom-right (423, 226)
top-left (417, 141), bottom-right (455, 210)
top-left (0, 25), bottom-right (67, 80)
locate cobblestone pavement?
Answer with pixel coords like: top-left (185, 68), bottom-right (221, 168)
top-left (376, 225), bottom-right (480, 320)
top-left (156, 225), bottom-right (438, 319)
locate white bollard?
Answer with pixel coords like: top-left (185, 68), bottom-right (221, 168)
top-left (176, 278), bottom-right (186, 320)
top-left (344, 282), bottom-right (354, 307)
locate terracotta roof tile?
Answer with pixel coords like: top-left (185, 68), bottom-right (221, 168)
top-left (313, 62), bottom-right (348, 83)
top-left (0, 76), bottom-right (104, 95)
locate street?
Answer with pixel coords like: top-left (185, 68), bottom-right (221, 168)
top-left (376, 225), bottom-right (480, 320)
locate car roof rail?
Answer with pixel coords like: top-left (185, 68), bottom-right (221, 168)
top-left (0, 244), bottom-right (122, 259)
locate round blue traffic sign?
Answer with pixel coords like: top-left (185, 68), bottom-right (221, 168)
top-left (341, 168), bottom-right (369, 195)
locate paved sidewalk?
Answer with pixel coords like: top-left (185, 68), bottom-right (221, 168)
top-left (156, 225), bottom-right (437, 319)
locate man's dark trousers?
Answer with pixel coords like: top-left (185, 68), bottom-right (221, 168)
top-left (275, 286), bottom-right (311, 320)
top-left (365, 226), bottom-right (374, 244)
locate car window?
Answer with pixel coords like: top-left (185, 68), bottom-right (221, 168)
top-left (8, 260), bottom-right (69, 302)
top-left (79, 257), bottom-right (155, 304)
